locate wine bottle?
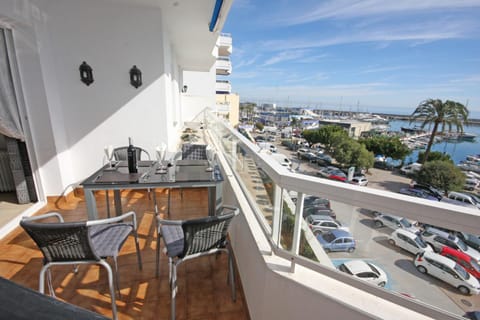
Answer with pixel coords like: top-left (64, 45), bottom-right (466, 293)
top-left (127, 137), bottom-right (138, 173)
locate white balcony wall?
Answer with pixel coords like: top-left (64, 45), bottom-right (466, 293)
top-left (215, 58), bottom-right (232, 75)
top-left (217, 33), bottom-right (232, 56)
top-left (215, 81), bottom-right (232, 93)
top-left (182, 67), bottom-right (216, 122)
top-left (0, 0), bottom-right (218, 196)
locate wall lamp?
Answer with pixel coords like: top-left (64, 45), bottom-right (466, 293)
top-left (79, 61), bottom-right (94, 86)
top-left (129, 65), bottom-right (142, 89)
top-left (181, 85), bottom-right (188, 93)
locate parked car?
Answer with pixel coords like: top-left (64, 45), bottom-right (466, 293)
top-left (440, 246), bottom-right (480, 279)
top-left (350, 176), bottom-right (368, 186)
top-left (398, 188), bottom-right (439, 201)
top-left (317, 166), bottom-right (340, 178)
top-left (306, 215), bottom-right (349, 234)
top-left (338, 260), bottom-right (388, 287)
top-left (315, 153), bottom-right (333, 165)
top-left (464, 178), bottom-right (479, 191)
top-left (411, 183), bottom-right (443, 200)
top-left (457, 232), bottom-right (480, 252)
top-left (414, 251), bottom-right (480, 295)
top-left (303, 206), bottom-right (336, 219)
top-left (400, 163), bottom-right (422, 175)
top-left (448, 191), bottom-right (480, 209)
top-left (421, 227), bottom-right (480, 261)
top-left (301, 152), bottom-right (318, 162)
top-left (327, 169), bottom-right (347, 182)
top-left (373, 213), bottom-right (420, 234)
top-left (373, 160), bottom-right (396, 171)
top-left (297, 148), bottom-right (310, 158)
top-left (303, 195), bottom-right (331, 210)
top-left (316, 229), bottom-right (356, 253)
top-left (389, 229), bottom-right (433, 255)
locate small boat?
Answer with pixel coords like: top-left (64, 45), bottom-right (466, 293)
top-left (401, 126), bottom-right (425, 134)
top-left (444, 132), bottom-right (477, 141)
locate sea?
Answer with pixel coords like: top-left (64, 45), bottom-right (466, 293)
top-left (387, 120), bottom-right (480, 164)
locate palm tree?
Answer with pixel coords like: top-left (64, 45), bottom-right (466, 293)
top-left (410, 99), bottom-right (469, 163)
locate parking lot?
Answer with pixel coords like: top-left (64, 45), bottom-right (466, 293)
top-left (268, 137), bottom-right (480, 316)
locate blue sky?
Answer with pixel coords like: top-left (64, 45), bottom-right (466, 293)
top-left (222, 0), bottom-right (480, 117)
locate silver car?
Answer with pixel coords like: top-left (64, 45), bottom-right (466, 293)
top-left (373, 212), bottom-right (419, 234)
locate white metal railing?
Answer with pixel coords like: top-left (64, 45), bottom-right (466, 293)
top-left (198, 110), bottom-right (479, 319)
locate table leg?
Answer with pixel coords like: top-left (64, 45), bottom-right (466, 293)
top-left (84, 189), bottom-right (98, 220)
top-left (113, 190), bottom-right (122, 216)
top-left (208, 183), bottom-right (223, 216)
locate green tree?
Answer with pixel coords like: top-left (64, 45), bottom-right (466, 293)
top-left (312, 125), bottom-right (348, 153)
top-left (416, 160), bottom-right (465, 195)
top-left (255, 122), bottom-right (264, 132)
top-left (360, 136), bottom-right (411, 161)
top-left (410, 99), bottom-right (469, 163)
top-left (417, 151), bottom-right (453, 164)
top-left (302, 129), bottom-right (319, 146)
top-left (333, 139), bottom-right (374, 169)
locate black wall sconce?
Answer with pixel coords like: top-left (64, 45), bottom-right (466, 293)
top-left (79, 61), bottom-right (93, 86)
top-left (181, 85), bottom-right (188, 93)
top-left (129, 65), bottom-right (142, 89)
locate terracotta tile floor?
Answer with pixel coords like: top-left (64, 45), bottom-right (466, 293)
top-left (0, 188), bottom-right (250, 319)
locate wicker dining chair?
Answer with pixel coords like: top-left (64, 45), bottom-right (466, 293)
top-left (181, 143), bottom-right (208, 160)
top-left (112, 146), bottom-right (150, 162)
top-left (20, 211), bottom-right (143, 320)
top-left (155, 205), bottom-right (239, 320)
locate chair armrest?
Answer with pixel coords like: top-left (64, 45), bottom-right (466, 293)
top-left (156, 216), bottom-right (182, 233)
top-left (21, 212), bottom-right (64, 223)
top-left (218, 205), bottom-right (239, 217)
top-left (86, 211), bottom-right (137, 230)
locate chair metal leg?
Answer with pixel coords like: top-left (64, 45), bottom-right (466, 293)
top-left (105, 191), bottom-right (111, 218)
top-left (112, 256), bottom-right (121, 297)
top-left (171, 260), bottom-right (177, 320)
top-left (39, 264), bottom-right (48, 294)
top-left (133, 230), bottom-right (143, 271)
top-left (99, 260), bottom-right (118, 320)
top-left (155, 232), bottom-right (161, 278)
top-left (228, 249), bottom-right (236, 302)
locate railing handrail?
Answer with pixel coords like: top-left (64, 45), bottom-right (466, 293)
top-left (202, 110), bottom-right (469, 320)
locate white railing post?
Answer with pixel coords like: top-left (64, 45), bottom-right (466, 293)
top-left (271, 184), bottom-right (282, 245)
top-left (291, 192), bottom-right (304, 272)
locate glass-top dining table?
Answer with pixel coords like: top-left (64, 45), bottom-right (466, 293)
top-left (81, 159), bottom-right (223, 220)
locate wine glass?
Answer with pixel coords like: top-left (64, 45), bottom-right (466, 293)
top-left (206, 146), bottom-right (215, 172)
top-left (104, 145), bottom-right (114, 168)
top-left (156, 143), bottom-right (167, 173)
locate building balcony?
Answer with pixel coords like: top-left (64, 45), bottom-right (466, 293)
top-left (217, 33), bottom-right (232, 57)
top-left (0, 111), bottom-right (478, 319)
top-left (216, 80), bottom-right (231, 94)
top-left (216, 57), bottom-right (232, 75)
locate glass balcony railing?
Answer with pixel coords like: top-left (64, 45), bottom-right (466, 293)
top-left (201, 109), bottom-right (480, 319)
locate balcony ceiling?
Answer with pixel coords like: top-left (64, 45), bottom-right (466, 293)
top-left (109, 0), bottom-right (231, 71)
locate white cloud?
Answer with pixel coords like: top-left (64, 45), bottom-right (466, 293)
top-left (260, 19), bottom-right (475, 51)
top-left (280, 0), bottom-right (480, 26)
top-left (263, 49), bottom-right (310, 66)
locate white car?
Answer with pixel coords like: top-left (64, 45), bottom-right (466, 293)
top-left (373, 213), bottom-right (420, 234)
top-left (350, 176), bottom-right (368, 186)
top-left (389, 229), bottom-right (433, 255)
top-left (338, 260), bottom-right (388, 287)
top-left (414, 251), bottom-right (480, 295)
